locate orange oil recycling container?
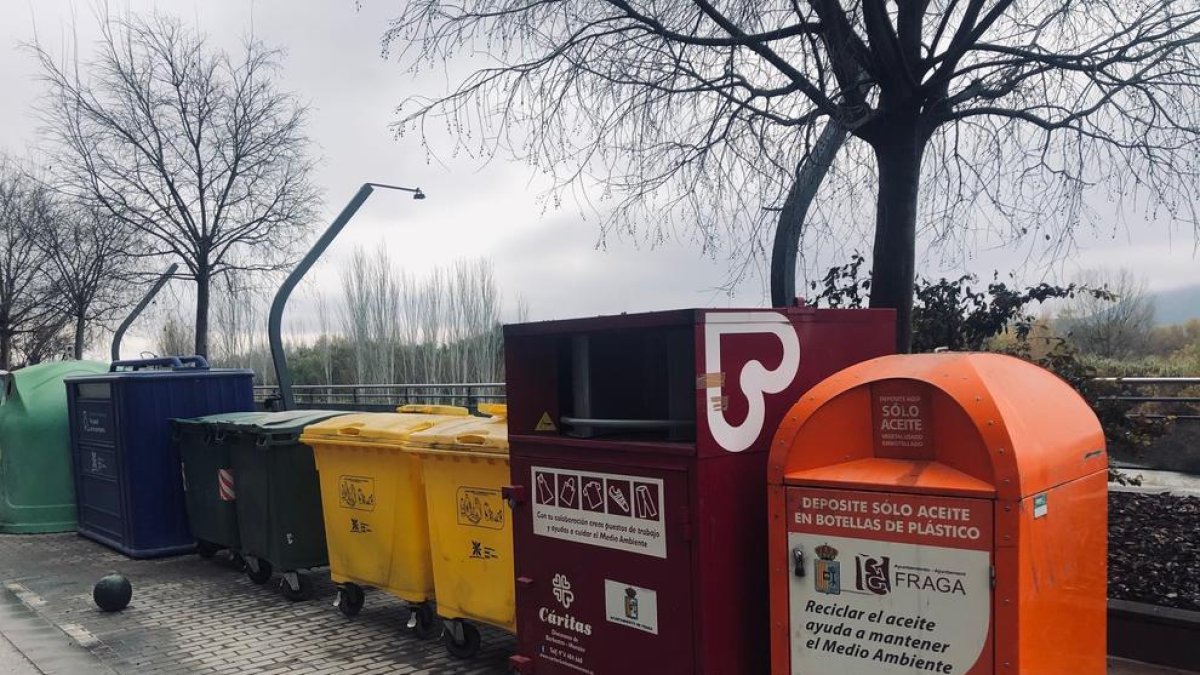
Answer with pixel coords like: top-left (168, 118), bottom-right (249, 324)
top-left (767, 353), bottom-right (1107, 675)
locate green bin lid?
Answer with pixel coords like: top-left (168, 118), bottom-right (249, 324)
top-left (214, 410), bottom-right (351, 444)
top-left (1, 361), bottom-right (107, 408)
top-left (299, 409), bottom-right (470, 447)
top-left (172, 411), bottom-right (268, 431)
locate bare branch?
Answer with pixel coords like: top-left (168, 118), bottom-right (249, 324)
top-left (31, 11), bottom-right (321, 356)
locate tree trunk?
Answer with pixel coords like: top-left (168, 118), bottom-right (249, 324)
top-left (0, 330), bottom-right (10, 370)
top-left (194, 268), bottom-right (210, 358)
top-left (867, 124), bottom-right (925, 353)
top-left (770, 122), bottom-right (848, 307)
top-left (73, 312), bottom-right (87, 360)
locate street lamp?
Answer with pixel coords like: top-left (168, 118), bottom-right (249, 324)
top-left (268, 182), bottom-right (426, 410)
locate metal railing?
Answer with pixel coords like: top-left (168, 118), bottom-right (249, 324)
top-left (1094, 377), bottom-right (1200, 420)
top-left (254, 382), bottom-right (505, 413)
top-left (255, 376), bottom-right (1200, 419)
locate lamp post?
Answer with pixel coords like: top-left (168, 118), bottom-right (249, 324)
top-left (268, 183), bottom-right (425, 410)
top-left (111, 263), bottom-right (180, 362)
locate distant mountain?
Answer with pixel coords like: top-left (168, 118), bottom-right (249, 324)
top-left (1154, 284), bottom-right (1200, 325)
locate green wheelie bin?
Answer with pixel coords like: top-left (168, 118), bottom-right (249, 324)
top-left (0, 361), bottom-right (108, 533)
top-left (223, 410), bottom-right (348, 600)
top-left (174, 412), bottom-right (266, 559)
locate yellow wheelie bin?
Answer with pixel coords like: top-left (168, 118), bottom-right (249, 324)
top-left (405, 403), bottom-right (511, 659)
top-left (299, 405), bottom-right (470, 638)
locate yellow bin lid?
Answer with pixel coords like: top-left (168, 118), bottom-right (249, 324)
top-left (406, 403), bottom-right (509, 454)
top-left (299, 406), bottom-right (470, 447)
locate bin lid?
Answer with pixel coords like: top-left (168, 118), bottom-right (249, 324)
top-left (173, 411), bottom-right (271, 429)
top-left (406, 403), bottom-right (509, 455)
top-left (394, 403), bottom-right (474, 416)
top-left (299, 407), bottom-right (472, 447)
top-left (768, 353), bottom-right (1106, 500)
top-left (215, 410), bottom-right (349, 435)
top-left (0, 360), bottom-right (106, 410)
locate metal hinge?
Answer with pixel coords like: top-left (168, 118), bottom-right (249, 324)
top-left (501, 485), bottom-right (527, 510)
top-left (990, 565), bottom-right (996, 589)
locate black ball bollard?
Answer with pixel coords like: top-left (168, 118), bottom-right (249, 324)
top-left (93, 573), bottom-right (132, 612)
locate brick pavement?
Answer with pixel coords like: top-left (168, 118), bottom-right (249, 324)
top-left (0, 533), bottom-right (1193, 674)
top-left (0, 533), bottom-right (512, 674)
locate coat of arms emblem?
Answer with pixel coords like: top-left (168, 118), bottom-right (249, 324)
top-left (814, 544), bottom-right (841, 595)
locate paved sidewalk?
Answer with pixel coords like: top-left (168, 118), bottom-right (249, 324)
top-left (0, 631), bottom-right (39, 674)
top-left (1110, 659), bottom-right (1197, 674)
top-left (0, 533), bottom-right (512, 674)
top-left (0, 533), bottom-right (1193, 674)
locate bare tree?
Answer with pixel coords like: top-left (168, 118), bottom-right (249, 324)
top-left (212, 271), bottom-right (267, 367)
top-left (33, 11), bottom-right (321, 357)
top-left (390, 1), bottom-right (1200, 350)
top-left (34, 203), bottom-right (132, 359)
top-left (156, 313), bottom-right (195, 358)
top-left (0, 158), bottom-right (59, 368)
top-left (314, 286), bottom-right (335, 386)
top-left (1059, 268), bottom-right (1157, 359)
top-left (340, 248), bottom-right (374, 384)
top-left (444, 258), bottom-right (502, 383)
top-left (332, 247), bottom-right (508, 385)
top-left (368, 249), bottom-right (401, 383)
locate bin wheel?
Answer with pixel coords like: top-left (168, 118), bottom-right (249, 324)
top-left (280, 573), bottom-right (312, 602)
top-left (245, 558), bottom-right (273, 585)
top-left (195, 540), bottom-right (220, 559)
top-left (443, 620), bottom-right (481, 659)
top-left (409, 603), bottom-right (440, 640)
top-left (228, 552), bottom-right (246, 571)
top-left (337, 583), bottom-right (365, 618)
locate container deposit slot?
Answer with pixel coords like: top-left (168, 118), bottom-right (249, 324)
top-left (558, 327), bottom-right (695, 441)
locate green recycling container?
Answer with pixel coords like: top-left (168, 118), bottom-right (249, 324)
top-left (0, 361), bottom-right (108, 533)
top-left (223, 410), bottom-right (348, 600)
top-left (174, 412), bottom-right (267, 557)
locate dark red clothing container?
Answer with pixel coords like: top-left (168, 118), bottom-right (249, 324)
top-left (504, 307), bottom-right (894, 674)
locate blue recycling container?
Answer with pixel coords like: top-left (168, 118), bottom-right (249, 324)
top-left (65, 357), bottom-right (254, 558)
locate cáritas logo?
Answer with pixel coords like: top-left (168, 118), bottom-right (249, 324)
top-left (552, 573), bottom-right (575, 609)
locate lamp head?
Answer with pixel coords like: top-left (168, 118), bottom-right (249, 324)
top-left (412, 188), bottom-right (426, 200)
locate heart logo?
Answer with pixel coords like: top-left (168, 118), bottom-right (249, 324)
top-left (703, 312), bottom-right (801, 452)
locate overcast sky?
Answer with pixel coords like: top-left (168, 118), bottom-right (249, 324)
top-left (2, 0), bottom-right (1197, 351)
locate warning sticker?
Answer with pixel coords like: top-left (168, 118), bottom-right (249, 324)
top-left (531, 466), bottom-right (666, 558)
top-left (535, 412), bottom-right (558, 432)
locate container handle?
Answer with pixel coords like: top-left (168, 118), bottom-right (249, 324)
top-left (111, 357), bottom-right (183, 372)
top-left (456, 433), bottom-right (488, 445)
top-left (477, 403), bottom-right (507, 419)
top-left (337, 425), bottom-right (363, 435)
top-left (397, 404), bottom-right (469, 416)
top-left (559, 417), bottom-right (693, 431)
top-left (175, 356), bottom-right (210, 370)
top-left (110, 356), bottom-right (210, 372)
top-left (257, 433), bottom-right (292, 447)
